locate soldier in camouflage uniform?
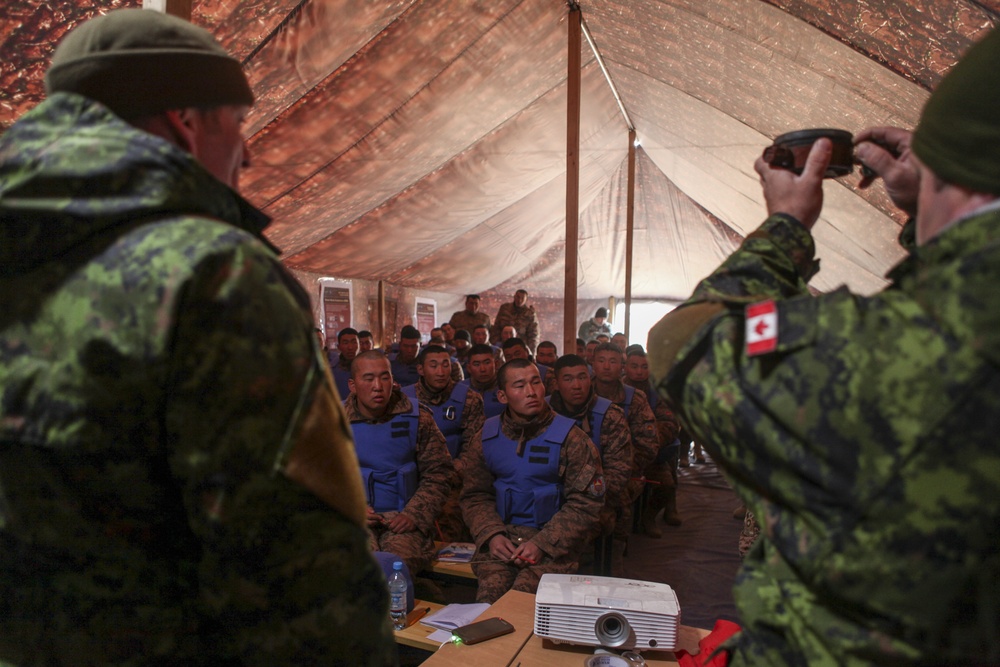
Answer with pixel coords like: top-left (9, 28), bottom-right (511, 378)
top-left (624, 346), bottom-right (682, 532)
top-left (491, 289), bottom-right (540, 354)
top-left (549, 354), bottom-right (634, 575)
top-left (0, 10), bottom-right (396, 666)
top-left (449, 294), bottom-right (492, 335)
top-left (401, 345), bottom-right (484, 541)
top-left (648, 28), bottom-right (1000, 666)
top-left (346, 351), bottom-right (457, 575)
top-left (592, 343), bottom-right (659, 572)
top-left (462, 343), bottom-right (506, 419)
top-left (460, 359), bottom-right (605, 603)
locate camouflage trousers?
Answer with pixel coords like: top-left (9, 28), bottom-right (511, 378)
top-left (369, 511), bottom-right (436, 575)
top-left (435, 485), bottom-right (472, 543)
top-left (471, 524), bottom-right (578, 604)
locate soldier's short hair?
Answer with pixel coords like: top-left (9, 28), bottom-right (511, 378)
top-left (466, 294), bottom-right (481, 300)
top-left (474, 324), bottom-right (489, 332)
top-left (594, 342), bottom-right (621, 356)
top-left (626, 344), bottom-right (646, 358)
top-left (554, 354), bottom-right (588, 373)
top-left (417, 344), bottom-right (450, 366)
top-left (497, 358), bottom-right (535, 390)
top-left (337, 327), bottom-right (359, 343)
top-left (537, 341), bottom-right (557, 353)
top-left (400, 325), bottom-right (421, 340)
top-left (350, 350), bottom-right (391, 379)
top-left (501, 337), bottom-right (528, 352)
top-left (357, 330), bottom-right (373, 339)
top-left (576, 337), bottom-right (586, 346)
top-left (468, 343), bottom-right (495, 358)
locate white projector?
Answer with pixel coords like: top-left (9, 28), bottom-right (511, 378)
top-left (534, 573), bottom-right (681, 652)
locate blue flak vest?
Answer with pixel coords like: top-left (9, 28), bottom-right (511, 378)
top-left (618, 384), bottom-right (636, 419)
top-left (461, 379), bottom-right (505, 419)
top-left (351, 399), bottom-right (420, 512)
top-left (481, 413), bottom-right (575, 528)
top-left (544, 395), bottom-right (611, 453)
top-left (331, 364), bottom-right (351, 400)
top-left (389, 353), bottom-right (421, 387)
top-left (401, 382), bottom-right (469, 459)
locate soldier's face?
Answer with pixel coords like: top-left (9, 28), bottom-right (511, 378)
top-left (468, 354), bottom-right (496, 385)
top-left (585, 342), bottom-right (598, 363)
top-left (593, 350), bottom-right (622, 383)
top-left (418, 352), bottom-right (452, 391)
top-left (441, 323), bottom-right (455, 341)
top-left (625, 356), bottom-right (649, 384)
top-left (465, 296), bottom-right (480, 313)
top-left (513, 291), bottom-right (527, 307)
top-left (535, 346), bottom-right (557, 366)
top-left (349, 357), bottom-right (393, 418)
top-left (473, 328), bottom-right (489, 345)
top-left (498, 366), bottom-right (544, 419)
top-left (504, 345), bottom-right (529, 362)
top-left (576, 341), bottom-right (586, 356)
top-left (612, 334), bottom-right (627, 351)
top-left (338, 334), bottom-right (359, 361)
top-left (398, 337), bottom-right (420, 362)
top-left (501, 326), bottom-right (516, 341)
top-left (359, 336), bottom-right (374, 351)
top-left (190, 104), bottom-right (251, 190)
top-left (556, 365), bottom-right (591, 410)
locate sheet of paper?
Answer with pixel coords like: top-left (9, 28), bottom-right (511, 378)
top-left (420, 602), bottom-right (491, 630)
top-left (427, 629), bottom-right (455, 644)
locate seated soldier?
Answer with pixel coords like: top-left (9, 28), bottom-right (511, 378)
top-left (472, 324), bottom-right (504, 365)
top-left (401, 345), bottom-right (485, 541)
top-left (549, 354), bottom-right (633, 573)
top-left (330, 327), bottom-right (359, 398)
top-left (345, 351), bottom-right (456, 574)
top-left (462, 343), bottom-right (505, 419)
top-left (592, 342), bottom-right (659, 570)
top-left (389, 325), bottom-right (423, 386)
top-left (460, 359), bottom-right (605, 603)
top-left (535, 341), bottom-right (559, 394)
top-left (357, 329), bottom-right (376, 352)
top-left (624, 346), bottom-right (683, 532)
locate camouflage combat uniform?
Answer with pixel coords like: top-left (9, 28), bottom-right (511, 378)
top-left (491, 302), bottom-right (540, 353)
top-left (0, 94), bottom-right (396, 666)
top-left (649, 213), bottom-right (1000, 665)
top-left (549, 390), bottom-right (633, 537)
top-left (405, 379), bottom-right (485, 541)
top-left (594, 380), bottom-right (660, 502)
top-left (626, 377), bottom-right (682, 529)
top-left (460, 404), bottom-right (604, 603)
top-left (344, 388), bottom-right (456, 574)
top-left (449, 309), bottom-right (491, 335)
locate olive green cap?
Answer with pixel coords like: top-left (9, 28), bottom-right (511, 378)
top-left (912, 28), bottom-right (1000, 195)
top-left (45, 8), bottom-right (253, 119)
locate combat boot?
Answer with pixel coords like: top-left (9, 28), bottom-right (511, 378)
top-left (662, 487), bottom-right (682, 526)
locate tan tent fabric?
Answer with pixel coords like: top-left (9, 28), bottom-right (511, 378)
top-left (1, 0), bottom-right (997, 302)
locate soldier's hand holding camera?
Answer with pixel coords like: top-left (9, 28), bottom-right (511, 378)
top-left (754, 138), bottom-right (832, 231)
top-left (854, 126), bottom-right (920, 216)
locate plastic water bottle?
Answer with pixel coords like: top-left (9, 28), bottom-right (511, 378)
top-left (388, 560), bottom-right (407, 630)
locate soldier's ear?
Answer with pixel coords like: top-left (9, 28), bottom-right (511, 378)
top-left (497, 388), bottom-right (509, 405)
top-left (348, 378), bottom-right (356, 393)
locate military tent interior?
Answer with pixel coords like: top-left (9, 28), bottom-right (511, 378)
top-left (2, 0), bottom-right (997, 347)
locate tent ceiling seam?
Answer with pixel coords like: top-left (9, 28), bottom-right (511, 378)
top-left (257, 0), bottom-right (532, 211)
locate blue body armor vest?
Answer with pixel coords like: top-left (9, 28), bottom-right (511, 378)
top-left (618, 384), bottom-right (636, 418)
top-left (462, 380), bottom-right (505, 419)
top-left (331, 364), bottom-right (351, 400)
top-left (351, 399), bottom-right (420, 512)
top-left (401, 382), bottom-right (469, 459)
top-left (481, 414), bottom-right (575, 528)
top-left (389, 353), bottom-right (421, 387)
top-left (545, 395), bottom-right (611, 452)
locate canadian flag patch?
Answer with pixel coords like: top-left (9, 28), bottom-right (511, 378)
top-left (745, 300), bottom-right (778, 356)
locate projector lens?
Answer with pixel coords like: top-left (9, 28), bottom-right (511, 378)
top-left (594, 612), bottom-right (631, 647)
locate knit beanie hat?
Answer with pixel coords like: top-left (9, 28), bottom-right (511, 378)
top-left (912, 28), bottom-right (1000, 195)
top-left (45, 8), bottom-right (253, 119)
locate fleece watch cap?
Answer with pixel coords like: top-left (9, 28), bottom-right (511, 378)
top-left (912, 28), bottom-right (1000, 195)
top-left (45, 8), bottom-right (254, 120)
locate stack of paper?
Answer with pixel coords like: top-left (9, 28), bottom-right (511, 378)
top-left (421, 602), bottom-right (491, 644)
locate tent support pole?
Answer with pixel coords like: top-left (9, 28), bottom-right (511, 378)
top-left (564, 4), bottom-right (582, 357)
top-left (143, 0), bottom-right (192, 19)
top-left (624, 129), bottom-right (636, 344)
top-left (377, 280), bottom-right (386, 349)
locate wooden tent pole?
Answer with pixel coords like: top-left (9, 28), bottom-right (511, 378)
top-left (377, 280), bottom-right (386, 349)
top-left (564, 4), bottom-right (582, 356)
top-left (143, 0), bottom-right (192, 19)
top-left (624, 129), bottom-right (636, 343)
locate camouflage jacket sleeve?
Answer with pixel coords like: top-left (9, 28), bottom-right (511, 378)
top-left (652, 398), bottom-right (681, 445)
top-left (626, 388), bottom-right (660, 473)
top-left (532, 426), bottom-right (605, 560)
top-left (649, 211), bottom-right (1000, 662)
top-left (522, 308), bottom-right (540, 352)
top-left (403, 407), bottom-right (457, 534)
top-left (164, 232), bottom-right (396, 664)
top-left (597, 403), bottom-right (634, 508)
top-left (455, 389), bottom-right (486, 476)
top-left (458, 429), bottom-right (508, 549)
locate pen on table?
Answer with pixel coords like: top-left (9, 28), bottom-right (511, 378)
top-left (407, 606), bottom-right (431, 627)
